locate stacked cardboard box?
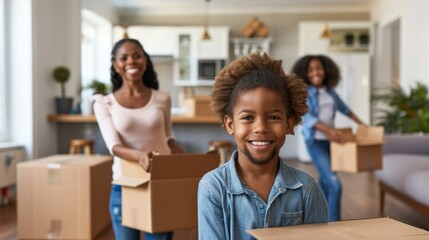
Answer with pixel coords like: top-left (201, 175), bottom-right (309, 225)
top-left (182, 95), bottom-right (216, 117)
top-left (330, 126), bottom-right (384, 172)
top-left (17, 155), bottom-right (112, 239)
top-left (113, 152), bottom-right (220, 233)
top-left (241, 17), bottom-right (270, 38)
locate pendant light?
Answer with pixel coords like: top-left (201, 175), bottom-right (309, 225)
top-left (320, 22), bottom-right (333, 39)
top-left (202, 0), bottom-right (211, 40)
top-left (120, 0), bottom-right (129, 39)
top-left (121, 23), bottom-right (129, 39)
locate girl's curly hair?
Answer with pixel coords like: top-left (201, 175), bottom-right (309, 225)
top-left (290, 55), bottom-right (340, 88)
top-left (210, 53), bottom-right (308, 134)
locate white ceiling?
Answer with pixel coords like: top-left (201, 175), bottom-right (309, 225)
top-left (109, 0), bottom-right (374, 16)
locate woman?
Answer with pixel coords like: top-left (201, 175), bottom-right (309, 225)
top-left (291, 55), bottom-right (366, 221)
top-left (94, 38), bottom-right (183, 240)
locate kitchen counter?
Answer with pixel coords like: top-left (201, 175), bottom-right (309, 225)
top-left (48, 114), bottom-right (234, 155)
top-left (47, 114), bottom-right (221, 124)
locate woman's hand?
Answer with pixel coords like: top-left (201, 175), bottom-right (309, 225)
top-left (137, 150), bottom-right (159, 172)
top-left (167, 138), bottom-right (185, 154)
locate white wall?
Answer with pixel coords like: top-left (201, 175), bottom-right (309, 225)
top-left (7, 0), bottom-right (119, 158)
top-left (32, 0), bottom-right (81, 158)
top-left (371, 0), bottom-right (429, 89)
top-left (82, 0), bottom-right (119, 24)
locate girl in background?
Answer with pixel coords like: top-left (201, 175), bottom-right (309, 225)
top-left (291, 55), bottom-right (366, 221)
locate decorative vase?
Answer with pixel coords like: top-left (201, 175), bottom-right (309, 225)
top-left (80, 89), bottom-right (94, 116)
top-left (55, 97), bottom-right (73, 114)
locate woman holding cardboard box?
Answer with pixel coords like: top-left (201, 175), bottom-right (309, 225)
top-left (94, 38), bottom-right (183, 240)
top-left (291, 55), bottom-right (366, 221)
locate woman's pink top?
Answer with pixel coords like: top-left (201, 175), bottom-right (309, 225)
top-left (93, 89), bottom-right (173, 180)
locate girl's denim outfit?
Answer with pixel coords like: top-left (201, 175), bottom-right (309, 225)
top-left (302, 85), bottom-right (351, 221)
top-left (110, 185), bottom-right (173, 240)
top-left (198, 151), bottom-right (328, 240)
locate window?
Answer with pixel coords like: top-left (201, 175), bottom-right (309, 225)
top-left (81, 9), bottom-right (111, 89)
top-left (0, 0), bottom-right (7, 142)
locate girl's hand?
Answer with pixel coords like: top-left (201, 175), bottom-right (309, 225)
top-left (137, 150), bottom-right (159, 172)
top-left (327, 128), bottom-right (344, 143)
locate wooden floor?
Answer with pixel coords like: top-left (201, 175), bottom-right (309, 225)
top-left (1, 159), bottom-right (428, 240)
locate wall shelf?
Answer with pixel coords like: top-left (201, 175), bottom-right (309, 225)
top-left (230, 37), bottom-right (272, 60)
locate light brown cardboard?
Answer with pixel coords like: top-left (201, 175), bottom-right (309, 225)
top-left (17, 155), bottom-right (112, 240)
top-left (331, 126), bottom-right (384, 172)
top-left (113, 152), bottom-right (220, 233)
top-left (183, 95), bottom-right (216, 117)
top-left (246, 217), bottom-right (429, 240)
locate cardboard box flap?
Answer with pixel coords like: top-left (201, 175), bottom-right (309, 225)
top-left (356, 126), bottom-right (384, 144)
top-left (150, 153), bottom-right (220, 180)
top-left (113, 176), bottom-right (149, 187)
top-left (337, 128), bottom-right (355, 142)
top-left (18, 154), bottom-right (112, 168)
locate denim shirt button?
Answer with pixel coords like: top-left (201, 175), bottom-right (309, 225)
top-left (258, 204), bottom-right (264, 209)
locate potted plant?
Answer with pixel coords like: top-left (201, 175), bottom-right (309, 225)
top-left (372, 82), bottom-right (429, 133)
top-left (80, 79), bottom-right (111, 116)
top-left (344, 33), bottom-right (355, 47)
top-left (53, 66), bottom-right (73, 114)
top-left (84, 79), bottom-right (110, 95)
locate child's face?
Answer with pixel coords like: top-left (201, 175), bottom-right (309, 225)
top-left (307, 59), bottom-right (325, 88)
top-left (224, 87), bottom-right (288, 166)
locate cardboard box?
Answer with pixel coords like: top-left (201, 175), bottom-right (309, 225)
top-left (17, 155), bottom-right (112, 240)
top-left (246, 217), bottom-right (429, 240)
top-left (183, 95), bottom-right (216, 117)
top-left (330, 126), bottom-right (384, 172)
top-left (113, 152), bottom-right (220, 233)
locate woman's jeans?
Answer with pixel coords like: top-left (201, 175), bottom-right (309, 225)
top-left (110, 185), bottom-right (173, 240)
top-left (305, 140), bottom-right (342, 221)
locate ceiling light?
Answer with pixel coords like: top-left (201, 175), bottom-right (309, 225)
top-left (202, 0), bottom-right (211, 40)
top-left (121, 23), bottom-right (129, 39)
top-left (320, 22), bottom-right (333, 39)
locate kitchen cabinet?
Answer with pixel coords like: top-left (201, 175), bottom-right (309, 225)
top-left (175, 26), bottom-right (230, 86)
top-left (298, 21), bottom-right (371, 54)
top-left (174, 28), bottom-right (199, 86)
top-left (197, 27), bottom-right (230, 60)
top-left (113, 26), bottom-right (177, 56)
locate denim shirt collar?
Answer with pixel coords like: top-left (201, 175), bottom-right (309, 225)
top-left (226, 150), bottom-right (303, 195)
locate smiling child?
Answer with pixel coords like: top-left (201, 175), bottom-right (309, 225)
top-left (197, 53), bottom-right (328, 240)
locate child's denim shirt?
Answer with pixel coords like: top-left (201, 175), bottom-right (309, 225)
top-left (302, 85), bottom-right (351, 144)
top-left (198, 151), bottom-right (328, 240)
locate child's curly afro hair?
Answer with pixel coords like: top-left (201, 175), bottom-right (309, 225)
top-left (210, 52), bottom-right (308, 134)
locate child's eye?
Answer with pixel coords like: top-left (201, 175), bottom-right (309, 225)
top-left (119, 56), bottom-right (127, 61)
top-left (268, 115), bottom-right (281, 120)
top-left (240, 115), bottom-right (254, 121)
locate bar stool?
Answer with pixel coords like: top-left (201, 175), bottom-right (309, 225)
top-left (69, 139), bottom-right (95, 155)
top-left (209, 140), bottom-right (233, 165)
